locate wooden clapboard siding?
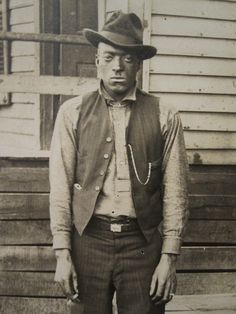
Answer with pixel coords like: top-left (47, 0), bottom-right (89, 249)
top-left (0, 159), bottom-right (236, 298)
top-left (152, 36), bottom-right (236, 59)
top-left (153, 0), bottom-right (236, 21)
top-left (0, 297), bottom-right (67, 314)
top-left (1, 246), bottom-right (236, 272)
top-left (0, 103), bottom-right (35, 119)
top-left (152, 94), bottom-right (236, 113)
top-left (0, 0), bottom-right (3, 74)
top-left (0, 0), bottom-right (39, 152)
top-left (152, 16), bottom-right (236, 40)
top-left (148, 0), bottom-right (236, 165)
top-left (150, 56), bottom-right (236, 77)
top-left (149, 75), bottom-right (236, 94)
top-left (9, 0), bottom-right (33, 10)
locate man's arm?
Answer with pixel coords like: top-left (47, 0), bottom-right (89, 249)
top-left (150, 104), bottom-right (189, 304)
top-left (49, 99), bottom-right (80, 298)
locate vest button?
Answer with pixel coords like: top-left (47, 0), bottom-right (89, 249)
top-left (106, 137), bottom-right (112, 143)
top-left (95, 186), bottom-right (100, 191)
top-left (104, 153), bottom-right (109, 159)
top-left (99, 170), bottom-right (105, 176)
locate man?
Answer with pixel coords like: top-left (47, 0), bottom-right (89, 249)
top-left (49, 11), bottom-right (189, 314)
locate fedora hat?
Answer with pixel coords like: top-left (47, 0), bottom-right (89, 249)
top-left (83, 11), bottom-right (157, 60)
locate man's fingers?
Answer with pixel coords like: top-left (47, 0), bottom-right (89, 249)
top-left (149, 274), bottom-right (158, 297)
top-left (151, 279), bottom-right (165, 302)
top-left (161, 280), bottom-right (171, 304)
top-left (62, 278), bottom-right (74, 298)
top-left (72, 271), bottom-right (79, 294)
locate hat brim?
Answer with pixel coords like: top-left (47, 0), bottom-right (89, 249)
top-left (83, 29), bottom-right (157, 60)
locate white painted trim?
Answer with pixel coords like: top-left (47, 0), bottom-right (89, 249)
top-left (98, 0), bottom-right (106, 30)
top-left (142, 0), bottom-right (152, 92)
top-left (34, 0), bottom-right (41, 150)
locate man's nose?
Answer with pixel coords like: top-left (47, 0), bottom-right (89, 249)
top-left (112, 56), bottom-right (123, 71)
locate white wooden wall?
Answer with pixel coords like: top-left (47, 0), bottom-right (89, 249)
top-left (0, 0), bottom-right (39, 153)
top-left (145, 0), bottom-right (236, 165)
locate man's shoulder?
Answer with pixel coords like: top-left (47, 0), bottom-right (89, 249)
top-left (60, 89), bottom-right (99, 114)
top-left (137, 89), bottom-right (178, 114)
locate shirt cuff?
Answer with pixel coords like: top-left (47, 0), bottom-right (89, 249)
top-left (52, 232), bottom-right (71, 250)
top-left (161, 236), bottom-right (182, 255)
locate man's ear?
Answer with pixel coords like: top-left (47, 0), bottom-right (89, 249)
top-left (95, 55), bottom-right (99, 66)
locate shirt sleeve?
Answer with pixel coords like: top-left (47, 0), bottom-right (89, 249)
top-left (49, 98), bottom-right (80, 250)
top-left (160, 102), bottom-right (189, 255)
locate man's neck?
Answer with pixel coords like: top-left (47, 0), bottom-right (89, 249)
top-left (100, 81), bottom-right (137, 102)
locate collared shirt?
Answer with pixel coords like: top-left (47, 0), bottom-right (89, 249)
top-left (94, 83), bottom-right (136, 218)
top-left (49, 86), bottom-right (189, 255)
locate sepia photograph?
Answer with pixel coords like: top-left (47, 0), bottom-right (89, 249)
top-left (0, 0), bottom-right (236, 313)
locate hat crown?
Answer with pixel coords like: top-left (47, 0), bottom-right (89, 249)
top-left (102, 11), bottom-right (143, 44)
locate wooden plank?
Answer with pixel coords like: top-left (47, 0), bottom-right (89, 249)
top-left (0, 220), bottom-right (235, 245)
top-left (185, 221), bottom-right (236, 244)
top-left (11, 22), bottom-right (35, 33)
top-left (11, 41), bottom-right (35, 56)
top-left (167, 294), bottom-right (236, 312)
top-left (0, 271), bottom-right (61, 297)
top-left (0, 133), bottom-right (36, 151)
top-left (9, 6), bottom-right (34, 25)
top-left (0, 74), bottom-right (98, 95)
top-left (181, 112), bottom-right (236, 132)
top-left (178, 247), bottom-right (236, 270)
top-left (11, 55), bottom-right (34, 72)
top-left (9, 0), bottom-right (33, 10)
top-left (184, 131), bottom-right (236, 149)
top-left (177, 272), bottom-right (236, 295)
top-left (189, 171), bottom-right (236, 195)
top-left (0, 246), bottom-right (55, 271)
top-left (1, 192), bottom-right (236, 221)
top-left (187, 150), bottom-right (236, 165)
top-left (1, 245), bottom-right (236, 272)
top-left (11, 92), bottom-right (37, 103)
top-left (149, 75), bottom-right (236, 94)
top-left (153, 0), bottom-right (236, 21)
top-left (150, 56), bottom-right (236, 77)
top-left (0, 294), bottom-right (235, 314)
top-left (152, 16), bottom-right (236, 40)
top-left (152, 94), bottom-right (236, 113)
top-left (0, 117), bottom-right (35, 135)
top-left (151, 36), bottom-right (236, 59)
top-left (189, 195), bottom-right (236, 220)
top-left (0, 221), bottom-right (52, 245)
top-left (0, 103), bottom-right (35, 119)
top-left (0, 146), bottom-right (49, 158)
top-left (0, 193), bottom-right (49, 219)
top-left (0, 167), bottom-right (49, 192)
top-left (0, 271), bottom-right (235, 296)
top-left (0, 297), bottom-right (67, 314)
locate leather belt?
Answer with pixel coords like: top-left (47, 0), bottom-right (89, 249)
top-left (88, 216), bottom-right (139, 233)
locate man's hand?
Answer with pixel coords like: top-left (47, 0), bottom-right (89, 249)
top-left (149, 253), bottom-right (177, 305)
top-left (54, 249), bottom-right (79, 299)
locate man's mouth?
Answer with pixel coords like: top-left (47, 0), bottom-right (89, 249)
top-left (110, 77), bottom-right (126, 82)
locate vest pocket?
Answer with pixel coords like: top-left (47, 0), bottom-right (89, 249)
top-left (150, 157), bottom-right (162, 169)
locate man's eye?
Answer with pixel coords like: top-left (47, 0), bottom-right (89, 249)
top-left (124, 56), bottom-right (133, 63)
top-left (104, 55), bottom-right (113, 61)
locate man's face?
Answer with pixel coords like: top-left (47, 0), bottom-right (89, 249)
top-left (96, 42), bottom-right (141, 100)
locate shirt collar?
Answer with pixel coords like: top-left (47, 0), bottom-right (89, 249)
top-left (99, 80), bottom-right (137, 106)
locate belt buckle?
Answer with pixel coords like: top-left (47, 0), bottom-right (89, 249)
top-left (110, 223), bottom-right (122, 232)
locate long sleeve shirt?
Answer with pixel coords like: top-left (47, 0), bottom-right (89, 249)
top-left (49, 88), bottom-right (189, 255)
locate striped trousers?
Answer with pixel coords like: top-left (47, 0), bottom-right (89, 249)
top-left (71, 220), bottom-right (165, 314)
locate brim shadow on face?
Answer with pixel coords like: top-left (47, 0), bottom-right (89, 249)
top-left (83, 29), bottom-right (157, 60)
